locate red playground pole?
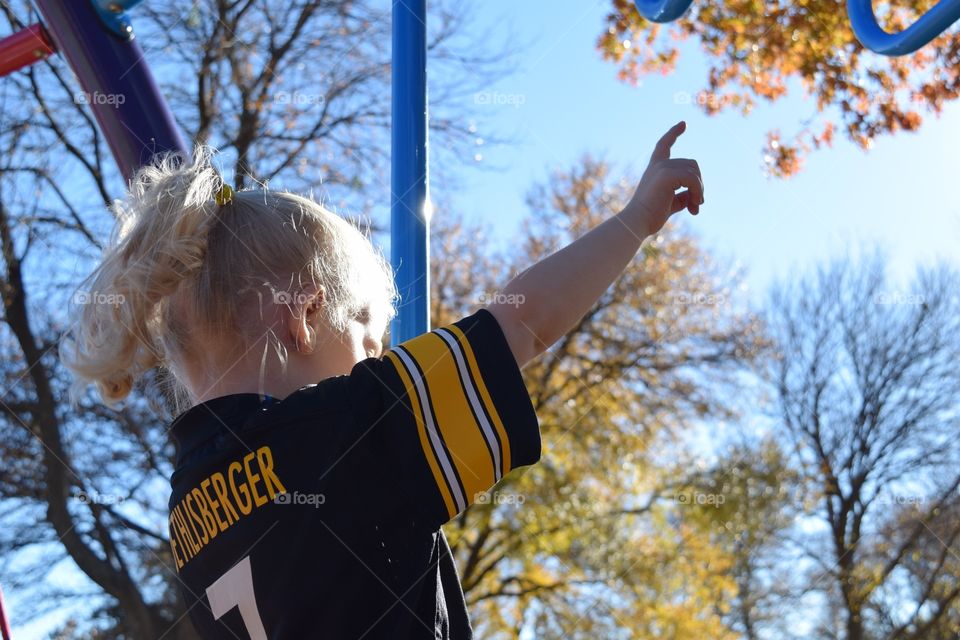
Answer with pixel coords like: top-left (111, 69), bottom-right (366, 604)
top-left (0, 584), bottom-right (12, 640)
top-left (0, 23), bottom-right (56, 78)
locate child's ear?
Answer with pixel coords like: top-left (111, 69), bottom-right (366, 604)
top-left (301, 283), bottom-right (325, 322)
top-left (286, 283), bottom-right (325, 353)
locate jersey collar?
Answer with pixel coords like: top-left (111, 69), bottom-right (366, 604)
top-left (170, 393), bottom-right (281, 464)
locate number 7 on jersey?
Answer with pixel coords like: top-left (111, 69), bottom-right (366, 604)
top-left (205, 555), bottom-right (268, 640)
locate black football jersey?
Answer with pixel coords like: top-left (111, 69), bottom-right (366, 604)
top-left (167, 308), bottom-right (541, 639)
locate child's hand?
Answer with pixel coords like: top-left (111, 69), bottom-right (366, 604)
top-left (624, 121), bottom-right (705, 236)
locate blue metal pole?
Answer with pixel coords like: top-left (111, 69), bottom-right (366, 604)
top-left (33, 0), bottom-right (188, 180)
top-left (391, 0), bottom-right (430, 344)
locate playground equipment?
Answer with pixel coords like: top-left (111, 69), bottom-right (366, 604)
top-left (0, 586), bottom-right (11, 640)
top-left (847, 0), bottom-right (960, 55)
top-left (0, 0), bottom-right (957, 632)
top-left (0, 1), bottom-right (186, 178)
top-left (392, 0), bottom-right (430, 343)
top-left (0, 23), bottom-right (54, 77)
top-left (631, 0), bottom-right (960, 55)
top-left (634, 0), bottom-right (698, 23)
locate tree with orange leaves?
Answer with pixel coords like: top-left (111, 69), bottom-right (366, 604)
top-left (599, 0), bottom-right (958, 176)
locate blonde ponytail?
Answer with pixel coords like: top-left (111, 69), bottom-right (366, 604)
top-left (60, 145), bottom-right (397, 411)
top-left (60, 146), bottom-right (225, 406)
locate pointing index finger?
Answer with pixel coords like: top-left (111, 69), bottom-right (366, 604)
top-left (650, 121), bottom-right (686, 163)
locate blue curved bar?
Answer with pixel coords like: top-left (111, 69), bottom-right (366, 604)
top-left (848, 0), bottom-right (960, 55)
top-left (633, 0), bottom-right (694, 23)
top-left (91, 0), bottom-right (145, 40)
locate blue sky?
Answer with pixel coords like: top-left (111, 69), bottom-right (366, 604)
top-left (443, 0), bottom-right (960, 304)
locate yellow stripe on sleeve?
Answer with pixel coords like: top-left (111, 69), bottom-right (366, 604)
top-left (384, 350), bottom-right (457, 518)
top-left (400, 333), bottom-right (497, 504)
top-left (445, 324), bottom-right (513, 472)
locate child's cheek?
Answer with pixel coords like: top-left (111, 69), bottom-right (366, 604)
top-left (346, 320), bottom-right (378, 360)
top-left (362, 331), bottom-right (381, 358)
top-left (363, 319), bottom-right (387, 358)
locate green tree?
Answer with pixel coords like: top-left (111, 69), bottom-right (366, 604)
top-left (599, 0), bottom-right (960, 176)
top-left (431, 157), bottom-right (769, 638)
top-left (678, 437), bottom-right (803, 639)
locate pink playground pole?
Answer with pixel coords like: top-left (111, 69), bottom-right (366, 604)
top-left (0, 584), bottom-right (12, 640)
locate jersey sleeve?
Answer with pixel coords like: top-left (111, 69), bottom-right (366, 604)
top-left (347, 307), bottom-right (541, 528)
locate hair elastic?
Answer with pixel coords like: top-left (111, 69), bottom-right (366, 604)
top-left (214, 184), bottom-right (234, 206)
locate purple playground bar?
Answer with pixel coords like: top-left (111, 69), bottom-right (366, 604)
top-left (33, 0), bottom-right (187, 181)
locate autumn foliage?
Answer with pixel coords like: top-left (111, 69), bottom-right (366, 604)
top-left (599, 0), bottom-right (960, 176)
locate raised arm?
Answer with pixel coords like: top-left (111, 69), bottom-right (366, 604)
top-left (486, 121), bottom-right (704, 370)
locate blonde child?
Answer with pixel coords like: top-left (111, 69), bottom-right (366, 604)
top-left (61, 121), bottom-right (703, 639)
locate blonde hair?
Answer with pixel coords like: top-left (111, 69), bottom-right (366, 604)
top-left (60, 145), bottom-right (397, 412)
